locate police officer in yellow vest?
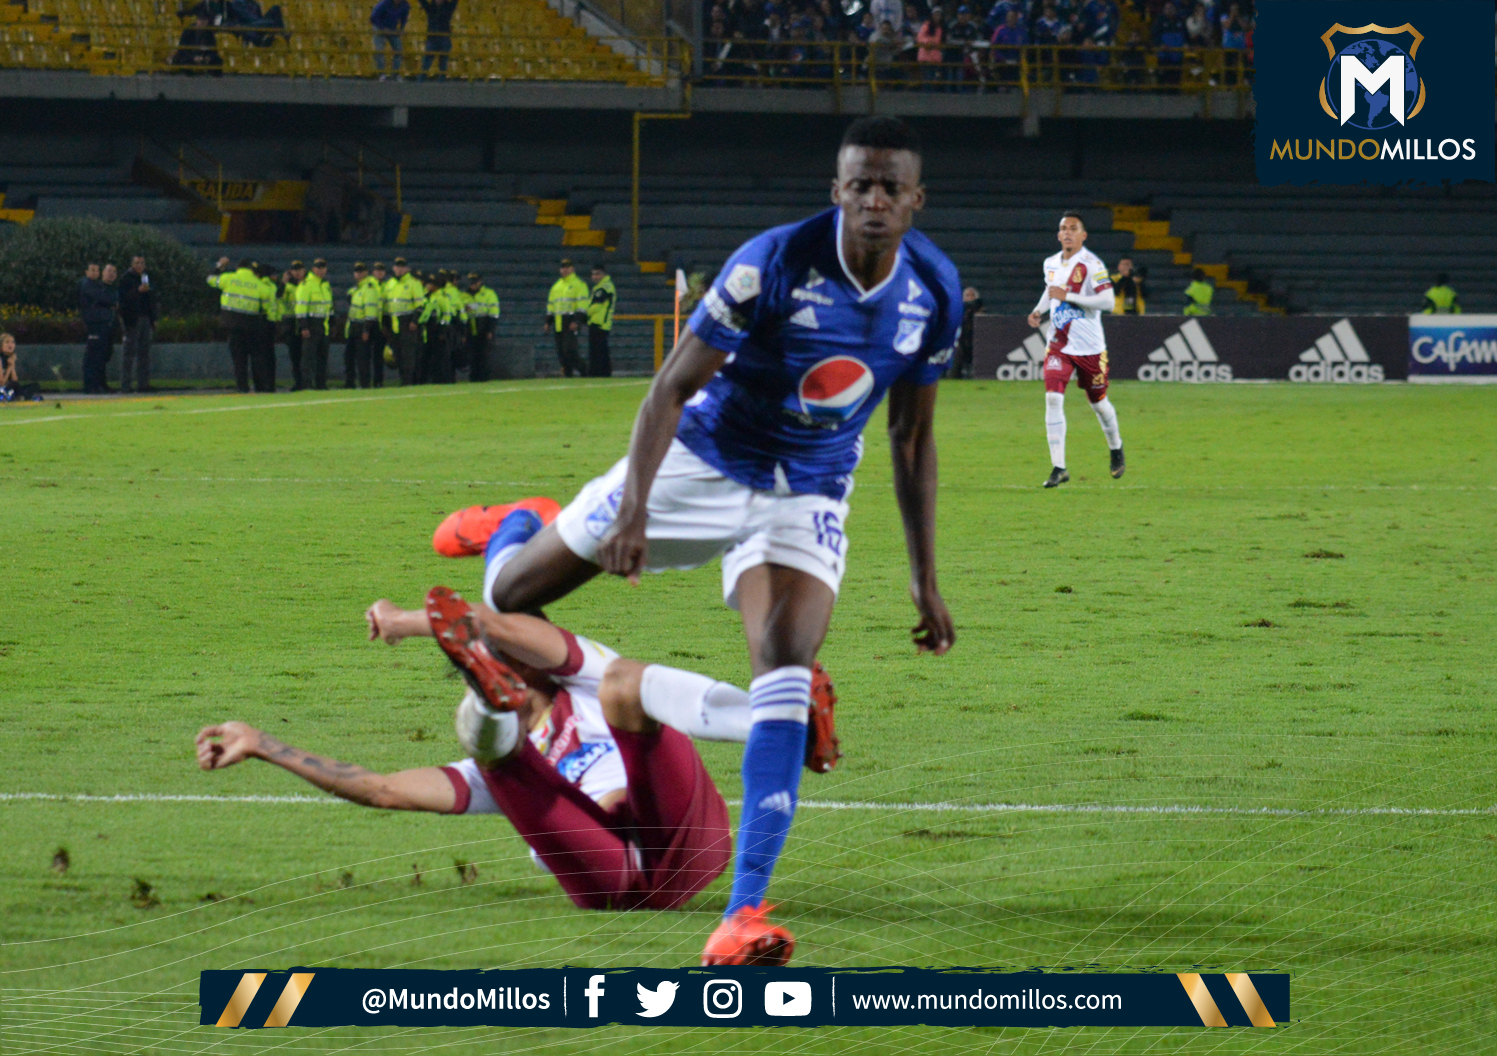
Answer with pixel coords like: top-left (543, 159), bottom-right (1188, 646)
top-left (417, 271), bottom-right (454, 384)
top-left (464, 272), bottom-right (500, 382)
top-left (545, 257), bottom-right (589, 377)
top-left (1183, 269), bottom-right (1214, 317)
top-left (345, 262), bottom-right (381, 389)
top-left (385, 257), bottom-right (426, 385)
top-left (279, 260), bottom-right (305, 389)
top-left (295, 257), bottom-right (334, 390)
top-left (369, 262), bottom-right (389, 386)
top-left (1422, 272), bottom-right (1461, 314)
top-left (258, 263), bottom-right (283, 391)
top-left (587, 262), bottom-right (616, 377)
top-left (209, 255), bottom-right (274, 393)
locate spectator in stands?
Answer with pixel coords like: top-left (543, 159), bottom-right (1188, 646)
top-left (371, 0), bottom-right (410, 77)
top-left (418, 0), bottom-right (457, 78)
top-left (952, 286), bottom-right (982, 379)
top-left (223, 0), bottom-right (284, 46)
top-left (1079, 0), bottom-right (1117, 43)
top-left (118, 255), bottom-right (155, 394)
top-left (1183, 268), bottom-right (1213, 316)
top-left (171, 11), bottom-right (223, 72)
top-left (1110, 257), bottom-right (1146, 313)
top-left (0, 333), bottom-right (42, 402)
top-left (1033, 2), bottom-right (1064, 45)
top-left (1153, 0), bottom-right (1185, 86)
top-left (815, 0), bottom-right (844, 39)
top-left (1185, 1), bottom-right (1214, 46)
top-left (990, 7), bottom-right (1026, 85)
top-left (79, 263), bottom-right (118, 395)
top-left (1218, 2), bottom-right (1245, 83)
top-left (916, 6), bottom-right (946, 89)
top-left (1422, 273), bottom-right (1462, 314)
top-left (870, 0), bottom-right (902, 35)
top-left (869, 18), bottom-right (900, 80)
top-left (946, 6), bottom-right (983, 91)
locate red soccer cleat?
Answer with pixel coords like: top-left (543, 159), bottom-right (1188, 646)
top-left (701, 903), bottom-right (796, 967)
top-left (431, 497), bottom-right (562, 558)
top-left (424, 586), bottom-right (528, 711)
top-left (804, 661), bottom-right (842, 774)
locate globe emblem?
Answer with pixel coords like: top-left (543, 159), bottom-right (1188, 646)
top-left (1324, 39), bottom-right (1421, 130)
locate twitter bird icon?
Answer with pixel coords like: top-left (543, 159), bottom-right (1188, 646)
top-left (636, 981), bottom-right (679, 1018)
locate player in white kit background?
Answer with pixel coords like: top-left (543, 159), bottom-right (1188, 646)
top-left (1026, 211), bottom-right (1126, 488)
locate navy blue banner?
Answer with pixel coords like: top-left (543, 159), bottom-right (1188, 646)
top-left (1255, 1), bottom-right (1495, 185)
top-left (1408, 314), bottom-right (1497, 377)
top-left (201, 967), bottom-right (1288, 1029)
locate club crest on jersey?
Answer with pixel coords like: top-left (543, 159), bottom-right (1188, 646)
top-left (1069, 263), bottom-right (1087, 287)
top-left (894, 318), bottom-right (926, 355)
top-left (724, 264), bottom-right (761, 303)
top-left (795, 355), bottom-right (874, 425)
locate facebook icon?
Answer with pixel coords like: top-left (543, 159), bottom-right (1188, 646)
top-left (584, 975), bottom-right (605, 1018)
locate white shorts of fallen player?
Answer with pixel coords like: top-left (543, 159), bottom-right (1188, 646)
top-left (555, 439), bottom-right (850, 609)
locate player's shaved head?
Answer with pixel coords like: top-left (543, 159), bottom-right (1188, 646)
top-left (840, 115), bottom-right (922, 156)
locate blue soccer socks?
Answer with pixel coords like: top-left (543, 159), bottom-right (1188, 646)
top-left (483, 509), bottom-right (544, 605)
top-left (727, 666), bottom-right (812, 915)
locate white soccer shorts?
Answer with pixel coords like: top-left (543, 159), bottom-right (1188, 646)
top-left (555, 439), bottom-right (850, 608)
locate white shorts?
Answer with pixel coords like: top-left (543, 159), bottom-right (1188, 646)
top-left (555, 439), bottom-right (850, 608)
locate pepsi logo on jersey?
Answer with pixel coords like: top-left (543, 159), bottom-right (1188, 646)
top-left (796, 356), bottom-right (874, 425)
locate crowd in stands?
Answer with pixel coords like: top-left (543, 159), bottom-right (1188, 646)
top-left (703, 0), bottom-right (1255, 89)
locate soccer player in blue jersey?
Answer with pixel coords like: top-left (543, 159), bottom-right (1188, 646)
top-left (436, 116), bottom-right (960, 965)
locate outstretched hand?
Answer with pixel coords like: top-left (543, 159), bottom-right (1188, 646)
top-left (196, 722), bottom-right (261, 771)
top-left (910, 584), bottom-right (955, 655)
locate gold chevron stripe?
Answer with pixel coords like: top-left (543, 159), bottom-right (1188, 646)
top-left (214, 972), bottom-right (267, 1028)
top-left (1225, 973), bottom-right (1277, 1027)
top-left (263, 972), bottom-right (316, 1028)
top-left (1177, 973), bottom-right (1227, 1026)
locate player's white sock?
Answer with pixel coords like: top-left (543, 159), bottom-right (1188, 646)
top-left (482, 543), bottom-right (524, 611)
top-left (1045, 392), bottom-right (1067, 469)
top-left (639, 664), bottom-right (751, 742)
top-left (454, 688), bottom-right (521, 764)
top-left (1091, 397), bottom-right (1122, 451)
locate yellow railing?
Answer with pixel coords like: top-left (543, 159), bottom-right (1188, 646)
top-left (615, 312), bottom-right (674, 369)
top-left (700, 41), bottom-right (1255, 96)
top-left (0, 25), bottom-right (689, 85)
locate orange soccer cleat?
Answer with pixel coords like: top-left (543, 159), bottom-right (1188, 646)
top-left (431, 497), bottom-right (562, 558)
top-left (804, 661), bottom-right (842, 774)
top-left (424, 586), bottom-right (528, 711)
top-left (701, 903), bottom-right (796, 967)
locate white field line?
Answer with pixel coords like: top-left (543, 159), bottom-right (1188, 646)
top-left (0, 379), bottom-right (648, 427)
top-left (3, 791), bottom-right (1491, 818)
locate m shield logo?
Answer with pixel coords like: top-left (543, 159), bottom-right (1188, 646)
top-left (1255, 2), bottom-right (1493, 185)
top-left (1319, 24), bottom-right (1424, 130)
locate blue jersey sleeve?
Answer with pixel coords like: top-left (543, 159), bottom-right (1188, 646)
top-left (686, 233), bottom-right (781, 355)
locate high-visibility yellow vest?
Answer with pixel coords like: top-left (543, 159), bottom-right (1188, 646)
top-left (384, 273), bottom-right (425, 317)
top-left (547, 274), bottom-right (590, 331)
top-left (1183, 279), bottom-right (1213, 317)
top-left (1423, 285), bottom-right (1461, 314)
top-left (295, 274), bottom-right (333, 333)
top-left (465, 286), bottom-right (500, 332)
top-left (207, 267), bottom-right (267, 316)
top-left (587, 276), bottom-right (616, 330)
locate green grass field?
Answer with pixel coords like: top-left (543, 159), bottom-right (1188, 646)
top-left (2, 379), bottom-right (1494, 1055)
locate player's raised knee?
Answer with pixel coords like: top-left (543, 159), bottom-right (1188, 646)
top-left (599, 658), bottom-right (650, 730)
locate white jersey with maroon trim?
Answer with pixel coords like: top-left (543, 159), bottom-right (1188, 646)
top-left (443, 628), bottom-right (627, 814)
top-left (1037, 247), bottom-right (1112, 357)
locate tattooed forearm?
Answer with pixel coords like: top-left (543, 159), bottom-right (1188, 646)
top-left (254, 734), bottom-right (390, 805)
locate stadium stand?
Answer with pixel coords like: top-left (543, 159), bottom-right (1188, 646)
top-left (0, 0), bottom-right (677, 83)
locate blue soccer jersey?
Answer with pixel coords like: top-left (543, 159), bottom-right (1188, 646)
top-left (680, 208), bottom-right (962, 501)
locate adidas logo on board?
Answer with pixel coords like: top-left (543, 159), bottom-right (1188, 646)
top-left (997, 334), bottom-right (1047, 380)
top-left (1290, 319), bottom-right (1385, 383)
top-left (1136, 320), bottom-right (1233, 382)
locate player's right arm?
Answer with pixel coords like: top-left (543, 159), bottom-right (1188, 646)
top-left (195, 722), bottom-right (456, 812)
top-left (366, 598), bottom-right (571, 669)
top-left (1027, 269), bottom-right (1051, 328)
top-left (597, 331), bottom-right (727, 582)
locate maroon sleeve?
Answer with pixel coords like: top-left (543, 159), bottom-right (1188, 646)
top-left (440, 765), bottom-right (472, 815)
top-left (546, 627), bottom-right (585, 678)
